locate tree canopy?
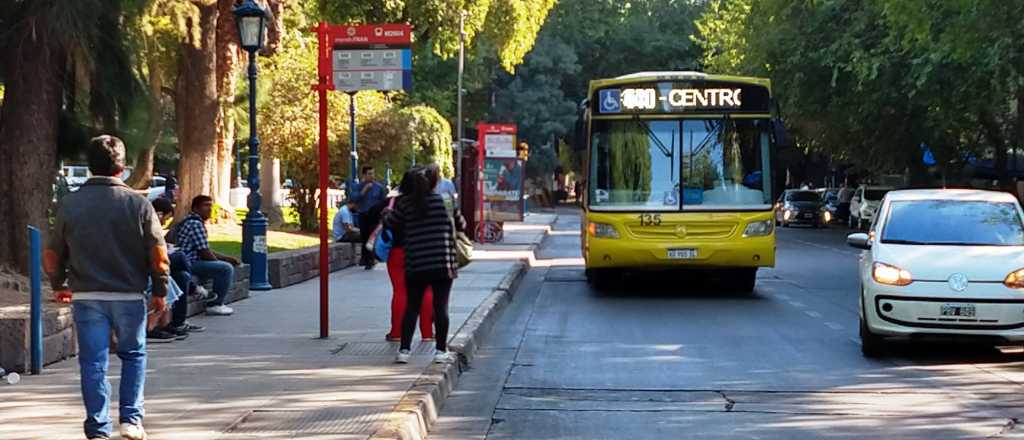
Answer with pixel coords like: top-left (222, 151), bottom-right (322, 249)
top-left (693, 0), bottom-right (1024, 186)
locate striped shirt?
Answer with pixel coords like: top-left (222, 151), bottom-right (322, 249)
top-left (384, 193), bottom-right (466, 279)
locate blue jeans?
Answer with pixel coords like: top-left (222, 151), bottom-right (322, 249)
top-left (169, 252), bottom-right (193, 327)
top-left (72, 300), bottom-right (147, 438)
top-left (192, 260), bottom-right (234, 306)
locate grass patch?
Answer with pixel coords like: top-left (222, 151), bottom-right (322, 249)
top-left (208, 228), bottom-right (322, 259)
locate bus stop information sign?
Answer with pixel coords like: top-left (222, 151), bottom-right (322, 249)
top-left (330, 24), bottom-right (412, 92)
top-left (313, 22), bottom-right (412, 338)
top-left (478, 123), bottom-right (524, 226)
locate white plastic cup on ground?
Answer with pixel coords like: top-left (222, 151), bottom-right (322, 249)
top-left (5, 372), bottom-right (19, 385)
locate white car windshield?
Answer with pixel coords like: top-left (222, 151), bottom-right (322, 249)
top-left (882, 200), bottom-right (1024, 246)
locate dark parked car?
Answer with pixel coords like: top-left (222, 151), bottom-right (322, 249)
top-left (774, 190), bottom-right (828, 228)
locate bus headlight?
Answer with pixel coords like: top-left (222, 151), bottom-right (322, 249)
top-left (743, 220), bottom-right (773, 237)
top-left (588, 222), bottom-right (620, 239)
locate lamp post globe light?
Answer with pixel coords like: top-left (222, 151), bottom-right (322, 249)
top-left (234, 0), bottom-right (272, 290)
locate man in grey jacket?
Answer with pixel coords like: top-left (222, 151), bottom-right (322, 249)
top-left (46, 135), bottom-right (169, 440)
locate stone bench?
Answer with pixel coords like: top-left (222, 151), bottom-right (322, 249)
top-left (266, 242), bottom-right (361, 289)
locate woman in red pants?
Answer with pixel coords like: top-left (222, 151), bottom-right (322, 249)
top-left (383, 169), bottom-right (433, 341)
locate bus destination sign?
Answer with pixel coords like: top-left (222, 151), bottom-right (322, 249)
top-left (596, 82), bottom-right (770, 114)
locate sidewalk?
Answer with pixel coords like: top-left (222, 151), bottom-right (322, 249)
top-left (0, 214), bottom-right (556, 440)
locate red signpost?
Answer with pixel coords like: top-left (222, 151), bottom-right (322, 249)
top-left (312, 22), bottom-right (412, 338)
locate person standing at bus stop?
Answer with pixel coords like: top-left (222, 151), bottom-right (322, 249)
top-left (45, 135), bottom-right (169, 440)
top-left (351, 166), bottom-right (387, 269)
top-left (382, 169), bottom-right (434, 342)
top-left (384, 165), bottom-right (466, 364)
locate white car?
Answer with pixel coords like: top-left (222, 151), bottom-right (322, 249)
top-left (145, 176), bottom-right (167, 201)
top-left (848, 185), bottom-right (893, 229)
top-left (847, 189), bottom-right (1024, 357)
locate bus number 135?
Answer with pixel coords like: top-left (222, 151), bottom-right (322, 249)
top-left (638, 213), bottom-right (662, 226)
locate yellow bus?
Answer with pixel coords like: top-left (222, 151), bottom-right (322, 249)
top-left (574, 71), bottom-right (792, 291)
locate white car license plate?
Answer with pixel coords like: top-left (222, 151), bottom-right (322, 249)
top-left (941, 303), bottom-right (976, 318)
top-left (667, 248), bottom-right (698, 259)
top-left (803, 213), bottom-right (813, 219)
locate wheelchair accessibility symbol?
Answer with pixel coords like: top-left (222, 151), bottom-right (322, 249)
top-left (599, 89), bottom-right (621, 113)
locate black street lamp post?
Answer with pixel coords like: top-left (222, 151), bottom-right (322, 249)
top-left (234, 0), bottom-right (272, 290)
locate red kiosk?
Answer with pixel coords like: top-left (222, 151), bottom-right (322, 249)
top-left (474, 123), bottom-right (524, 243)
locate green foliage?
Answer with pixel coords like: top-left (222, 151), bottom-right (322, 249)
top-left (361, 104), bottom-right (455, 185)
top-left (317, 0), bottom-right (555, 73)
top-left (525, 144), bottom-right (556, 180)
top-left (693, 0), bottom-right (1024, 185)
top-left (258, 31), bottom-right (453, 230)
top-left (490, 0), bottom-right (703, 165)
top-left (557, 139), bottom-right (583, 175)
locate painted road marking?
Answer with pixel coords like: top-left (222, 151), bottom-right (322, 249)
top-left (788, 301), bottom-right (805, 308)
top-left (805, 310), bottom-right (823, 319)
top-left (825, 322), bottom-right (844, 330)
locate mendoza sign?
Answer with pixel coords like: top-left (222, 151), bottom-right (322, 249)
top-left (332, 24), bottom-right (412, 92)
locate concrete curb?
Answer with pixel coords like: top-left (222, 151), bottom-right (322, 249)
top-left (368, 261), bottom-right (532, 440)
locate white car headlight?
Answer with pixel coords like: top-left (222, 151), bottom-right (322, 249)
top-left (873, 262), bottom-right (913, 286)
top-left (588, 222), bottom-right (620, 239)
top-left (743, 220), bottom-right (773, 237)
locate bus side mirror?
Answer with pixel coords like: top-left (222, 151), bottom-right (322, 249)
top-left (772, 118), bottom-right (794, 149)
top-left (573, 100), bottom-right (589, 151)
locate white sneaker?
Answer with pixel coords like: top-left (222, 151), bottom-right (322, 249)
top-left (120, 423), bottom-right (147, 440)
top-left (433, 350), bottom-right (454, 364)
top-left (206, 304), bottom-right (234, 316)
top-left (395, 349), bottom-right (411, 364)
top-left (194, 285), bottom-right (215, 301)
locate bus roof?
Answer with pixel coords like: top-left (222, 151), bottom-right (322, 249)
top-left (589, 71), bottom-right (771, 95)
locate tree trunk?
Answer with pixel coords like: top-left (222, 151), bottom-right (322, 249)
top-left (260, 156), bottom-right (284, 227)
top-left (175, 2), bottom-right (220, 219)
top-left (125, 62), bottom-right (165, 190)
top-left (980, 109), bottom-right (1010, 189)
top-left (0, 14), bottom-right (62, 273)
top-left (264, 0), bottom-right (286, 56)
top-left (212, 0), bottom-right (241, 220)
top-left (215, 108), bottom-right (234, 210)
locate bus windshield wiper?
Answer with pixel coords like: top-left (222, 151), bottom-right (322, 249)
top-left (631, 115), bottom-right (673, 158)
top-left (691, 118), bottom-right (725, 157)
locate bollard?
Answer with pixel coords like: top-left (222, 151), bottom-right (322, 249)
top-left (28, 226), bottom-right (42, 375)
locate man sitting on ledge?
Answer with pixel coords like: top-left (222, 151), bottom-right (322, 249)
top-left (174, 195), bottom-right (240, 316)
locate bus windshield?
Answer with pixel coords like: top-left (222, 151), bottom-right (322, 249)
top-left (589, 118), bottom-right (772, 211)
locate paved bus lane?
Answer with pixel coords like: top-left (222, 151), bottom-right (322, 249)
top-left (432, 211), bottom-right (1024, 439)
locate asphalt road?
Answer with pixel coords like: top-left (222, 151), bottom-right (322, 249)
top-left (432, 210), bottom-right (1024, 439)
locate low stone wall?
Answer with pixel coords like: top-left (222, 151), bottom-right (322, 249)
top-left (0, 265), bottom-right (253, 373)
top-left (0, 305), bottom-right (75, 373)
top-left (267, 243), bottom-right (361, 289)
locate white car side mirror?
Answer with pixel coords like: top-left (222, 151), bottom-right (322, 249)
top-left (847, 233), bottom-right (871, 250)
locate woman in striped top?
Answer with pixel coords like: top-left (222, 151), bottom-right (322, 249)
top-left (383, 166), bottom-right (467, 364)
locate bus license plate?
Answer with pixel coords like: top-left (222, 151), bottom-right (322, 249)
top-left (668, 248), bottom-right (698, 259)
top-left (941, 304), bottom-right (976, 318)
